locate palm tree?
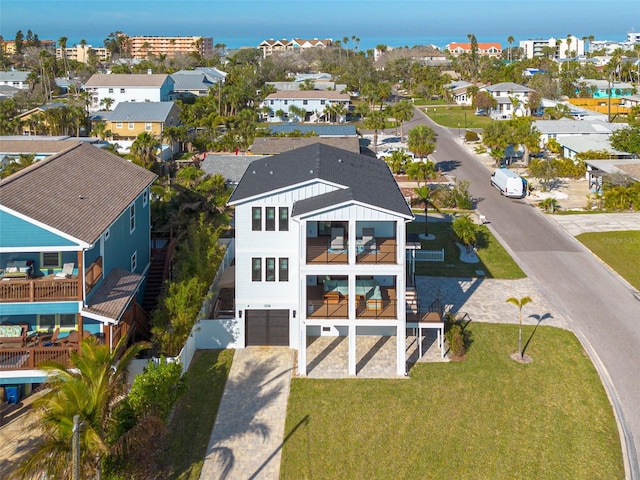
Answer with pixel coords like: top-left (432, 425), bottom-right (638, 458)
top-left (507, 35), bottom-right (515, 62)
top-left (412, 185), bottom-right (439, 238)
top-left (392, 100), bottom-right (414, 141)
top-left (506, 296), bottom-right (533, 361)
top-left (131, 131), bottom-right (160, 171)
top-left (452, 214), bottom-right (478, 250)
top-left (100, 97), bottom-right (114, 111)
top-left (14, 337), bottom-right (150, 479)
top-left (539, 197), bottom-right (558, 213)
top-left (407, 124), bottom-right (437, 162)
top-left (363, 109), bottom-right (386, 153)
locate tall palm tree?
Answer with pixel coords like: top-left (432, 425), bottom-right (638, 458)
top-left (506, 296), bottom-right (533, 360)
top-left (412, 185), bottom-right (439, 237)
top-left (392, 99), bottom-right (414, 140)
top-left (363, 109), bottom-right (386, 153)
top-left (131, 131), bottom-right (161, 171)
top-left (14, 337), bottom-right (150, 480)
top-left (407, 124), bottom-right (437, 162)
top-left (507, 35), bottom-right (515, 62)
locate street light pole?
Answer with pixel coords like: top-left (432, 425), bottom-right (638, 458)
top-left (458, 123), bottom-right (461, 138)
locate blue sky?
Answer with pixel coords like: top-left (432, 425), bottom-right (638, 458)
top-left (1, 0), bottom-right (637, 49)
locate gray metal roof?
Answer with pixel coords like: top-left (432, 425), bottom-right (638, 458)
top-left (534, 119), bottom-right (627, 135)
top-left (84, 73), bottom-right (171, 88)
top-left (0, 71), bottom-right (30, 82)
top-left (95, 101), bottom-right (179, 122)
top-left (201, 154), bottom-right (267, 183)
top-left (170, 72), bottom-right (216, 91)
top-left (264, 124), bottom-right (357, 136)
top-left (228, 143), bottom-right (412, 218)
top-left (484, 82), bottom-right (533, 93)
top-left (556, 135), bottom-right (628, 156)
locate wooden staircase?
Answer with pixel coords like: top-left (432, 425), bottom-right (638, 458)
top-left (405, 287), bottom-right (420, 315)
top-left (141, 241), bottom-right (174, 315)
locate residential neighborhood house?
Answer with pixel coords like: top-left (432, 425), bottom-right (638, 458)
top-left (0, 142), bottom-right (156, 394)
top-left (261, 90), bottom-right (350, 123)
top-left (480, 82), bottom-right (535, 119)
top-left (225, 143), bottom-right (414, 376)
top-left (83, 73), bottom-right (174, 112)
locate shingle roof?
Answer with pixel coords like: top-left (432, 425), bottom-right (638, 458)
top-left (84, 73), bottom-right (170, 87)
top-left (0, 139), bottom-right (83, 155)
top-left (484, 82), bottom-right (533, 93)
top-left (250, 137), bottom-right (360, 155)
top-left (201, 154), bottom-right (267, 183)
top-left (228, 143), bottom-right (412, 218)
top-left (265, 124), bottom-right (357, 136)
top-left (0, 143), bottom-right (157, 245)
top-left (82, 268), bottom-right (143, 322)
top-left (95, 101), bottom-right (179, 122)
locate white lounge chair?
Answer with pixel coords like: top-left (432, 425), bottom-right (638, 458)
top-left (361, 228), bottom-right (376, 251)
top-left (55, 263), bottom-right (74, 279)
top-left (330, 227), bottom-right (345, 250)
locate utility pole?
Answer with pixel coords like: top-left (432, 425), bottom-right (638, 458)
top-left (72, 414), bottom-right (81, 480)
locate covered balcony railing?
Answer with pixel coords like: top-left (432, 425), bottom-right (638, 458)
top-left (0, 256), bottom-right (103, 303)
top-left (0, 345), bottom-right (79, 370)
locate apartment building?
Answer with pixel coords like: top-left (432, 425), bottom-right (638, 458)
top-left (128, 35), bottom-right (213, 59)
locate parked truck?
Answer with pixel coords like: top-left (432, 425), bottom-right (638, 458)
top-left (490, 168), bottom-right (527, 198)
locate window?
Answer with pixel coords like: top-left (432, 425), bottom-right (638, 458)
top-left (279, 207), bottom-right (289, 231)
top-left (128, 122), bottom-right (134, 129)
top-left (116, 122), bottom-right (123, 129)
top-left (252, 258), bottom-right (262, 281)
top-left (120, 88), bottom-right (125, 93)
top-left (270, 100), bottom-right (274, 105)
top-left (108, 88), bottom-right (114, 94)
top-left (37, 314), bottom-right (77, 331)
top-left (252, 207), bottom-right (262, 231)
top-left (279, 258), bottom-right (289, 282)
top-left (143, 189), bottom-right (148, 207)
top-left (59, 314), bottom-right (76, 329)
top-left (265, 207), bottom-right (276, 231)
top-left (41, 252), bottom-right (62, 269)
top-left (130, 204), bottom-right (136, 233)
top-left (303, 100), bottom-right (308, 105)
top-left (131, 251), bottom-right (137, 271)
top-left (320, 100), bottom-right (326, 105)
top-left (145, 122), bottom-right (152, 131)
top-left (266, 258), bottom-right (276, 281)
top-left (38, 314), bottom-right (56, 331)
top-left (284, 100), bottom-right (288, 105)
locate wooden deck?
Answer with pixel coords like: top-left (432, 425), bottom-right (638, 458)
top-left (307, 285), bottom-right (398, 319)
top-left (306, 237), bottom-right (397, 264)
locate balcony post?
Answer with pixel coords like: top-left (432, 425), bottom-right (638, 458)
top-left (77, 251), bottom-right (84, 301)
top-left (29, 281), bottom-right (34, 302)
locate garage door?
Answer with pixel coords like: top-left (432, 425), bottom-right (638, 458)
top-left (245, 310), bottom-right (290, 346)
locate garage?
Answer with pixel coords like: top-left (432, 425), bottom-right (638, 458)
top-left (245, 310), bottom-right (290, 346)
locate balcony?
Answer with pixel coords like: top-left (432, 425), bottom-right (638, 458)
top-left (0, 345), bottom-right (78, 370)
top-left (306, 237), bottom-right (397, 265)
top-left (0, 256), bottom-right (103, 303)
top-left (306, 284), bottom-right (398, 319)
top-left (0, 277), bottom-right (80, 303)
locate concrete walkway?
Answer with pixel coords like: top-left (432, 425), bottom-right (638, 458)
top-left (547, 212), bottom-right (640, 236)
top-left (199, 347), bottom-right (294, 480)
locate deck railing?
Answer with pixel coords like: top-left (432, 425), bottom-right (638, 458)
top-left (0, 345), bottom-right (77, 370)
top-left (0, 278), bottom-right (79, 303)
top-left (85, 256), bottom-right (103, 293)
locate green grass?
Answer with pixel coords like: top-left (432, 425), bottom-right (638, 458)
top-left (577, 230), bottom-right (640, 290)
top-left (156, 350), bottom-right (234, 480)
top-left (423, 105), bottom-right (494, 129)
top-left (280, 323), bottom-right (623, 480)
top-left (408, 221), bottom-right (525, 279)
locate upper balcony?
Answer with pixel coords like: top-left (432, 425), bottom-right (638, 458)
top-left (0, 257), bottom-right (102, 303)
top-left (306, 221), bottom-right (398, 265)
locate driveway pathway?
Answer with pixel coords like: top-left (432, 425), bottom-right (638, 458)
top-left (199, 347), bottom-right (294, 480)
top-left (548, 213), bottom-right (640, 236)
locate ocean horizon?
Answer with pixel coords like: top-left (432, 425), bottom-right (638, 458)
top-left (63, 32), bottom-right (628, 52)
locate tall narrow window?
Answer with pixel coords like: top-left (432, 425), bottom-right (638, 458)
top-left (130, 204), bottom-right (136, 233)
top-left (252, 207), bottom-right (262, 231)
top-left (252, 258), bottom-right (262, 281)
top-left (266, 258), bottom-right (276, 281)
top-left (279, 258), bottom-right (289, 282)
top-left (265, 207), bottom-right (276, 231)
top-left (131, 251), bottom-right (137, 271)
top-left (279, 207), bottom-right (289, 231)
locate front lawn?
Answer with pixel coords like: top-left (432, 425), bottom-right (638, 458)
top-left (156, 350), bottom-right (234, 480)
top-left (408, 221), bottom-right (525, 279)
top-left (577, 230), bottom-right (640, 290)
top-left (281, 323), bottom-right (623, 479)
top-left (423, 105), bottom-right (493, 129)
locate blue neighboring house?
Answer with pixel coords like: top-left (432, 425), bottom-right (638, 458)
top-left (0, 142), bottom-right (156, 391)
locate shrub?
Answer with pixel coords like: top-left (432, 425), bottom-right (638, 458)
top-left (446, 324), bottom-right (465, 358)
top-left (464, 130), bottom-right (479, 142)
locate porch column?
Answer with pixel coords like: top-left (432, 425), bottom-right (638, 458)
top-left (76, 250), bottom-right (84, 301)
top-left (397, 325), bottom-right (407, 376)
top-left (298, 320), bottom-right (307, 376)
top-left (348, 323), bottom-right (356, 376)
top-left (348, 219), bottom-right (356, 265)
top-left (77, 312), bottom-right (83, 336)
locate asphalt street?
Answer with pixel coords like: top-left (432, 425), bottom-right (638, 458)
top-left (411, 108), bottom-right (640, 478)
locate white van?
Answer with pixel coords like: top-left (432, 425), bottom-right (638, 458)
top-left (491, 168), bottom-right (526, 198)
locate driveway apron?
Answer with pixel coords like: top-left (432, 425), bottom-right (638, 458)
top-left (199, 347), bottom-right (294, 480)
